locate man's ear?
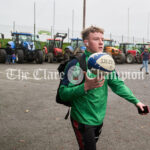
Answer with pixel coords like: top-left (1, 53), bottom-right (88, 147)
top-left (84, 40), bottom-right (88, 47)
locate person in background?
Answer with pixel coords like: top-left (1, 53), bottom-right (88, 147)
top-left (12, 52), bottom-right (16, 64)
top-left (6, 48), bottom-right (12, 64)
top-left (140, 48), bottom-right (150, 74)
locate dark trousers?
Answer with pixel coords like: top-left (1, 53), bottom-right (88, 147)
top-left (71, 117), bottom-right (103, 150)
top-left (7, 55), bottom-right (12, 63)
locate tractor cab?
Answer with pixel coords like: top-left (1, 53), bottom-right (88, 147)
top-left (119, 43), bottom-right (135, 54)
top-left (46, 39), bottom-right (61, 48)
top-left (11, 32), bottom-right (34, 51)
top-left (64, 38), bottom-right (86, 61)
top-left (104, 39), bottom-right (116, 47)
top-left (136, 43), bottom-right (150, 53)
top-left (46, 39), bottom-right (61, 51)
top-left (46, 38), bottom-right (63, 57)
top-left (104, 39), bottom-right (119, 55)
top-left (104, 39), bottom-right (125, 64)
top-left (70, 38), bottom-right (86, 52)
top-left (45, 33), bottom-right (67, 63)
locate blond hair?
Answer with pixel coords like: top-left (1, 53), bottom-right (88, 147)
top-left (81, 26), bottom-right (104, 40)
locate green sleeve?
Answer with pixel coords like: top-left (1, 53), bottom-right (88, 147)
top-left (59, 83), bottom-right (86, 102)
top-left (58, 58), bottom-right (86, 102)
top-left (107, 71), bottom-right (140, 104)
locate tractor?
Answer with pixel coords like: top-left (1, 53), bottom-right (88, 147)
top-left (6, 32), bottom-right (43, 64)
top-left (43, 33), bottom-right (67, 63)
top-left (0, 33), bottom-right (7, 63)
top-left (64, 38), bottom-right (86, 60)
top-left (136, 43), bottom-right (150, 52)
top-left (104, 39), bottom-right (125, 64)
top-left (119, 43), bottom-right (141, 64)
top-left (135, 43), bottom-right (150, 63)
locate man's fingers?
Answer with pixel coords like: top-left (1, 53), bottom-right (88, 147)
top-left (147, 106), bottom-right (150, 113)
top-left (84, 72), bottom-right (90, 81)
top-left (140, 106), bottom-right (144, 111)
top-left (84, 71), bottom-right (105, 91)
top-left (92, 81), bottom-right (105, 88)
top-left (95, 76), bottom-right (105, 82)
top-left (84, 72), bottom-right (95, 81)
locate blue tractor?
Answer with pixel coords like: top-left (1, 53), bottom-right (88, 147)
top-left (6, 32), bottom-right (43, 64)
top-left (64, 38), bottom-right (86, 60)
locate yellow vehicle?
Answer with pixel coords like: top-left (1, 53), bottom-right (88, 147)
top-left (104, 39), bottom-right (125, 64)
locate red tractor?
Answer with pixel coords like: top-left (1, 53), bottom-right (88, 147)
top-left (43, 33), bottom-right (67, 63)
top-left (119, 43), bottom-right (141, 63)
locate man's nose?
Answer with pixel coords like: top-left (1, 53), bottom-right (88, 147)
top-left (99, 39), bottom-right (103, 45)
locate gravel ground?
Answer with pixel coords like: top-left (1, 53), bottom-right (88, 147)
top-left (0, 63), bottom-right (150, 150)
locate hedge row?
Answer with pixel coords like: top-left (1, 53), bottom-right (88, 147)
top-left (0, 39), bottom-right (70, 50)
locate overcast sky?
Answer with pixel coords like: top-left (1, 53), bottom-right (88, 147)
top-left (1, 0), bottom-right (150, 40)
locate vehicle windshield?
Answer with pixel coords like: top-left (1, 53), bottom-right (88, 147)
top-left (104, 40), bottom-right (115, 47)
top-left (126, 44), bottom-right (135, 50)
top-left (13, 34), bottom-right (32, 43)
top-left (71, 40), bottom-right (85, 50)
top-left (136, 44), bottom-right (150, 49)
top-left (47, 40), bottom-right (61, 48)
top-left (55, 40), bottom-right (61, 48)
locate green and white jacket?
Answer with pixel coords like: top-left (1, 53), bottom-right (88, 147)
top-left (59, 50), bottom-right (140, 125)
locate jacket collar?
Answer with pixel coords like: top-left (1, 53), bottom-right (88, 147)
top-left (85, 50), bottom-right (93, 57)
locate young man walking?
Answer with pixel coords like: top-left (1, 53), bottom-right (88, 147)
top-left (59, 26), bottom-right (149, 150)
top-left (140, 48), bottom-right (150, 74)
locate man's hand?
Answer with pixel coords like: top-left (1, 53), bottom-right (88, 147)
top-left (84, 72), bottom-right (105, 92)
top-left (136, 102), bottom-right (150, 115)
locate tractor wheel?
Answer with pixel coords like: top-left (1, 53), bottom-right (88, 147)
top-left (126, 54), bottom-right (135, 64)
top-left (0, 49), bottom-right (6, 63)
top-left (16, 49), bottom-right (24, 63)
top-left (136, 56), bottom-right (142, 64)
top-left (48, 53), bottom-right (54, 63)
top-left (136, 52), bottom-right (142, 64)
top-left (35, 50), bottom-right (43, 64)
top-left (115, 53), bottom-right (126, 64)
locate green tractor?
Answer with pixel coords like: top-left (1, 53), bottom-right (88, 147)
top-left (0, 33), bottom-right (7, 63)
top-left (135, 43), bottom-right (150, 63)
top-left (135, 43), bottom-right (150, 52)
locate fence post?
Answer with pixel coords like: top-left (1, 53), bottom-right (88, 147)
top-left (133, 36), bottom-right (134, 43)
top-left (122, 35), bottom-right (124, 43)
top-left (68, 28), bottom-right (70, 43)
top-left (110, 33), bottom-right (112, 40)
top-left (51, 26), bottom-right (53, 38)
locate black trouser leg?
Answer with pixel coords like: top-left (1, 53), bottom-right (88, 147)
top-left (71, 117), bottom-right (103, 150)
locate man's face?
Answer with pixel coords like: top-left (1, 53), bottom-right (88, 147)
top-left (84, 32), bottom-right (104, 53)
top-left (144, 49), bottom-right (148, 52)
